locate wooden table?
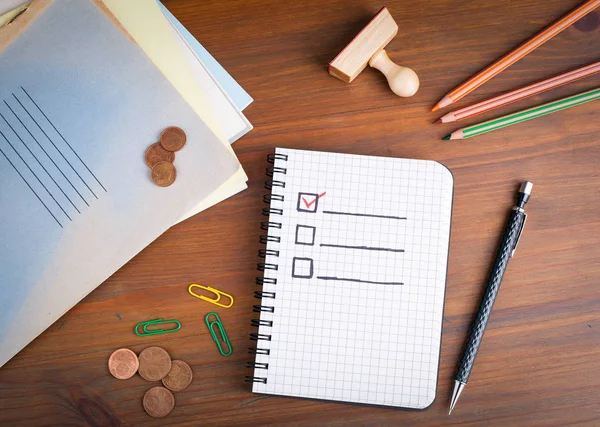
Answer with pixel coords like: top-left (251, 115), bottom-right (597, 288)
top-left (2, 0), bottom-right (600, 425)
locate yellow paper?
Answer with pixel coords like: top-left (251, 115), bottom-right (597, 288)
top-left (0, 2), bottom-right (29, 26)
top-left (99, 0), bottom-right (248, 218)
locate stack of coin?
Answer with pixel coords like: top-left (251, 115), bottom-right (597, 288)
top-left (107, 346), bottom-right (194, 418)
top-left (144, 126), bottom-right (187, 187)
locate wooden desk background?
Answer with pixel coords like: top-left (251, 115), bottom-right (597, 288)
top-left (1, 0), bottom-right (600, 425)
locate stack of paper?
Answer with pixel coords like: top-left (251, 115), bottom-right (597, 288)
top-left (0, 0), bottom-right (253, 367)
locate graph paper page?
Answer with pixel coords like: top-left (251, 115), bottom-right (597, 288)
top-left (252, 148), bottom-right (453, 409)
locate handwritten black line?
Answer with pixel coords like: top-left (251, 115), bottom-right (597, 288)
top-left (322, 210), bottom-right (407, 220)
top-left (21, 86), bottom-right (106, 194)
top-left (0, 130), bottom-right (69, 223)
top-left (0, 113), bottom-right (72, 221)
top-left (316, 276), bottom-right (404, 286)
top-left (5, 100), bottom-right (82, 213)
top-left (13, 95), bottom-right (90, 207)
top-left (320, 243), bottom-right (405, 253)
top-left (0, 146), bottom-right (62, 228)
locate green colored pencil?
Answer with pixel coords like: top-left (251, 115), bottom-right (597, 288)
top-left (443, 87), bottom-right (600, 140)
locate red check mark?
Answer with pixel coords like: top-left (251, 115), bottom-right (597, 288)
top-left (302, 192), bottom-right (326, 209)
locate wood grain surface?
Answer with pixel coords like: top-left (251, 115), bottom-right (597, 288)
top-left (1, 0), bottom-right (600, 426)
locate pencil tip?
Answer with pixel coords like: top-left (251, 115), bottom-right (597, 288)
top-left (442, 135), bottom-right (451, 140)
top-left (431, 104), bottom-right (440, 112)
top-left (449, 380), bottom-right (465, 415)
top-left (434, 118), bottom-right (442, 124)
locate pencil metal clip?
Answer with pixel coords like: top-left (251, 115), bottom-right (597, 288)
top-left (188, 283), bottom-right (234, 308)
top-left (205, 312), bottom-right (233, 356)
top-left (134, 318), bottom-right (181, 337)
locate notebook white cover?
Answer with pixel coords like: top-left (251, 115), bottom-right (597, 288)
top-left (251, 148), bottom-right (453, 409)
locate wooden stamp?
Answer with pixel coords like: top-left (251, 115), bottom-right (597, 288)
top-left (328, 7), bottom-right (419, 97)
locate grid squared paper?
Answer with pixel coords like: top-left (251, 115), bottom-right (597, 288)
top-left (252, 148), bottom-right (453, 410)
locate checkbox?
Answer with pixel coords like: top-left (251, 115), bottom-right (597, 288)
top-left (292, 257), bottom-right (314, 279)
top-left (295, 225), bottom-right (316, 246)
top-left (297, 192), bottom-right (320, 213)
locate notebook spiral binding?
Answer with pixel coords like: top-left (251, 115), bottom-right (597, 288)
top-left (245, 153), bottom-right (288, 385)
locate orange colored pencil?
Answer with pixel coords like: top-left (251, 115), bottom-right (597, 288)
top-left (436, 61), bottom-right (600, 123)
top-left (432, 0), bottom-right (600, 111)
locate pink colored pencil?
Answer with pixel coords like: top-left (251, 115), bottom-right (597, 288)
top-left (436, 61), bottom-right (600, 124)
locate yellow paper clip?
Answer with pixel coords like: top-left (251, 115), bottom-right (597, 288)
top-left (188, 283), bottom-right (234, 308)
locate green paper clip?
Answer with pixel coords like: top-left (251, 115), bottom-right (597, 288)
top-left (205, 312), bottom-right (232, 356)
top-left (135, 318), bottom-right (181, 337)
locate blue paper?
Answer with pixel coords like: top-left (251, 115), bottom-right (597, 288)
top-left (158, 1), bottom-right (253, 111)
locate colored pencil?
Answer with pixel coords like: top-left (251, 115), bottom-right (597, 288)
top-left (442, 87), bottom-right (600, 140)
top-left (436, 61), bottom-right (600, 124)
top-left (432, 0), bottom-right (600, 112)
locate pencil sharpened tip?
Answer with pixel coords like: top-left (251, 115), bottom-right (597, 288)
top-left (431, 104), bottom-right (440, 112)
top-left (449, 380), bottom-right (465, 415)
top-left (442, 135), bottom-right (451, 141)
top-left (434, 118), bottom-right (442, 124)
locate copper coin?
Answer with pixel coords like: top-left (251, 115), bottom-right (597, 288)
top-left (108, 348), bottom-right (139, 380)
top-left (151, 161), bottom-right (177, 187)
top-left (145, 142), bottom-right (175, 169)
top-left (143, 386), bottom-right (175, 418)
top-left (161, 360), bottom-right (193, 392)
top-left (138, 346), bottom-right (172, 381)
top-left (160, 126), bottom-right (186, 152)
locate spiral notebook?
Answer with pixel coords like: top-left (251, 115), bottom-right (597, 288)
top-left (248, 148), bottom-right (454, 410)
